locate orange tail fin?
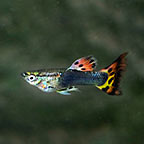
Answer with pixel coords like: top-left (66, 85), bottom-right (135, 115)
top-left (96, 52), bottom-right (128, 95)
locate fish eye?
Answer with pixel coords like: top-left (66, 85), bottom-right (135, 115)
top-left (28, 75), bottom-right (36, 81)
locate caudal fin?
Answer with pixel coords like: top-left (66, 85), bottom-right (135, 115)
top-left (96, 52), bottom-right (128, 95)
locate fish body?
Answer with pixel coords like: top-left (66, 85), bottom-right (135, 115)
top-left (21, 53), bottom-right (128, 95)
top-left (59, 70), bottom-right (108, 87)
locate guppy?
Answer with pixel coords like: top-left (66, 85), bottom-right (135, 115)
top-left (21, 52), bottom-right (128, 95)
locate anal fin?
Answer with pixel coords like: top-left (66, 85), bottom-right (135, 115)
top-left (56, 86), bottom-right (79, 95)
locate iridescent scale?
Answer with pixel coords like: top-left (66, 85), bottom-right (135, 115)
top-left (35, 71), bottom-right (63, 92)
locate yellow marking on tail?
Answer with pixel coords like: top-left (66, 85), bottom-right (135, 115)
top-left (96, 52), bottom-right (128, 95)
top-left (96, 69), bottom-right (115, 90)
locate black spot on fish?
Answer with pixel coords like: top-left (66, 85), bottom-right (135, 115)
top-left (79, 64), bottom-right (83, 67)
top-left (102, 86), bottom-right (109, 92)
top-left (48, 86), bottom-right (54, 88)
top-left (110, 72), bottom-right (115, 76)
top-left (108, 68), bottom-right (112, 73)
top-left (81, 68), bottom-right (86, 71)
top-left (74, 61), bottom-right (79, 65)
top-left (108, 77), bottom-right (114, 84)
top-left (92, 63), bottom-right (95, 68)
top-left (89, 59), bottom-right (94, 63)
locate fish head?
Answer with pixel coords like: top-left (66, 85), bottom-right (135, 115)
top-left (21, 70), bottom-right (62, 93)
top-left (21, 71), bottom-right (42, 86)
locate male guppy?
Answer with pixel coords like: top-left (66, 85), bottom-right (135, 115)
top-left (21, 52), bottom-right (128, 95)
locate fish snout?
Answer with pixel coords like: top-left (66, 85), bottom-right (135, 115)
top-left (21, 72), bottom-right (28, 77)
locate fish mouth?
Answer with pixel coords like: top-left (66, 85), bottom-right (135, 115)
top-left (21, 72), bottom-right (27, 77)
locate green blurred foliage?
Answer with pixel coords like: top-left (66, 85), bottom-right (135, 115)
top-left (0, 0), bottom-right (144, 144)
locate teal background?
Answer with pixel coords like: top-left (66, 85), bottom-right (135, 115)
top-left (0, 0), bottom-right (144, 143)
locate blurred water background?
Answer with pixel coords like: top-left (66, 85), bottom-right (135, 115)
top-left (0, 0), bottom-right (144, 144)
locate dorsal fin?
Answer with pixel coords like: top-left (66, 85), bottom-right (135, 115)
top-left (67, 55), bottom-right (97, 72)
